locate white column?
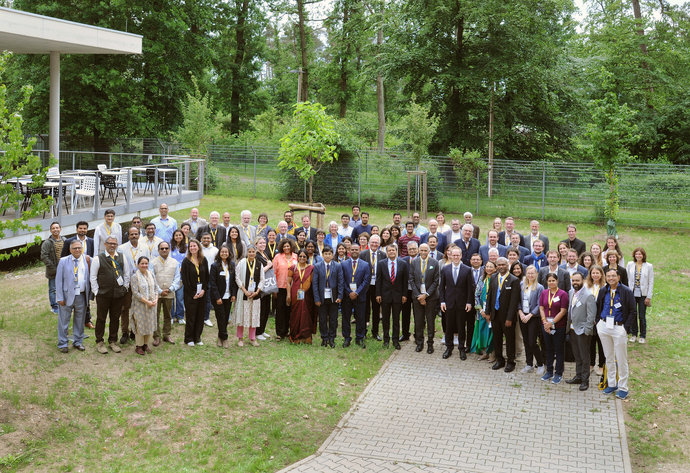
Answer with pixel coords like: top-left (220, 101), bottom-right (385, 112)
top-left (49, 51), bottom-right (60, 162)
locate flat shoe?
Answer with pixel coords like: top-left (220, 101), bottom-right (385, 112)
top-left (238, 340), bottom-right (244, 347)
top-left (251, 340), bottom-right (260, 347)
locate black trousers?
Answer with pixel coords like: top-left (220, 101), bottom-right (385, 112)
top-left (519, 316), bottom-right (543, 367)
top-left (381, 301), bottom-right (403, 343)
top-left (95, 294), bottom-right (123, 344)
top-left (400, 289), bottom-right (413, 337)
top-left (491, 314), bottom-right (516, 363)
top-left (341, 296), bottom-right (366, 342)
top-left (444, 305), bottom-right (464, 349)
top-left (318, 299), bottom-right (339, 341)
top-left (119, 290), bottom-right (133, 336)
top-left (459, 308), bottom-right (475, 350)
top-left (570, 332), bottom-right (592, 383)
top-left (184, 294), bottom-right (205, 344)
top-left (258, 295), bottom-right (271, 336)
top-left (413, 297), bottom-right (437, 344)
top-left (590, 325), bottom-right (605, 368)
top-left (366, 284), bottom-right (381, 336)
top-left (212, 298), bottom-right (232, 341)
top-left (275, 288), bottom-right (289, 338)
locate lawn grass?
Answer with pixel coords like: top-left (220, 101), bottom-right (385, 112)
top-left (0, 195), bottom-right (687, 472)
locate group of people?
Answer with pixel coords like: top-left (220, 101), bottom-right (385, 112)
top-left (43, 206), bottom-right (654, 399)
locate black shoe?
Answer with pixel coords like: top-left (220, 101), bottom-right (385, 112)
top-left (59, 347), bottom-right (68, 353)
top-left (442, 348), bottom-right (453, 359)
top-left (129, 331), bottom-right (135, 340)
top-left (321, 340), bottom-right (328, 347)
top-left (399, 335), bottom-right (410, 342)
top-left (355, 339), bottom-right (365, 348)
top-left (74, 345), bottom-right (85, 351)
top-left (382, 342), bottom-right (389, 348)
top-left (393, 342), bottom-right (401, 350)
top-left (579, 383), bottom-right (589, 391)
top-left (329, 340), bottom-right (335, 348)
top-left (459, 349), bottom-right (467, 360)
top-left (343, 339), bottom-right (351, 348)
top-left (119, 335), bottom-right (129, 345)
top-left (492, 360), bottom-right (506, 370)
top-left (504, 362), bottom-right (516, 373)
top-left (427, 345), bottom-right (434, 354)
top-left (375, 335), bottom-right (382, 341)
top-left (415, 344), bottom-right (423, 352)
top-left (566, 377), bottom-right (583, 385)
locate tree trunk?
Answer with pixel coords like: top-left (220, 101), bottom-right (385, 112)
top-left (308, 175), bottom-right (314, 203)
top-left (375, 1), bottom-right (385, 151)
top-left (338, 1), bottom-right (350, 118)
top-left (631, 0), bottom-right (654, 95)
top-left (297, 0), bottom-right (309, 101)
top-left (230, 0), bottom-right (250, 134)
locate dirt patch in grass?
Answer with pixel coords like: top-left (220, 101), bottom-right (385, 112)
top-left (0, 398), bottom-right (52, 460)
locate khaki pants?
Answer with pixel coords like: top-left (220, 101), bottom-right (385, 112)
top-left (154, 298), bottom-right (173, 340)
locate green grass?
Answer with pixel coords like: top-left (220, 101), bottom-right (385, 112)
top-left (1, 195), bottom-right (688, 472)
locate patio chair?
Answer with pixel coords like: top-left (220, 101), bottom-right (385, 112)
top-left (97, 164), bottom-right (107, 172)
top-left (75, 175), bottom-right (96, 209)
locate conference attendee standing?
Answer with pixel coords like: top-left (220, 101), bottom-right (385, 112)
top-left (119, 227), bottom-right (147, 344)
top-left (560, 224), bottom-right (586, 256)
top-left (255, 237), bottom-right (274, 340)
top-left (286, 249), bottom-right (315, 344)
top-left (527, 220), bottom-right (549, 252)
top-left (130, 256), bottom-right (159, 356)
top-left (297, 214), bottom-right (318, 242)
top-left (150, 203), bottom-right (177, 242)
top-left (170, 229), bottom-right (187, 324)
top-left (518, 266), bottom-right (544, 374)
top-left (487, 257), bottom-right (521, 372)
top-left (420, 219), bottom-right (447, 254)
top-left (498, 217), bottom-right (526, 247)
top-left (238, 210), bottom-right (257, 248)
top-left (151, 242), bottom-right (181, 346)
top-left (341, 243), bottom-right (371, 347)
top-left (539, 273), bottom-right (569, 384)
top-left (351, 212), bottom-right (373, 241)
top-left (376, 244), bottom-right (409, 349)
top-left (479, 230), bottom-right (508, 265)
top-left (235, 246), bottom-right (265, 346)
top-left (603, 251), bottom-right (628, 287)
top-left (209, 245), bottom-right (237, 348)
top-left (55, 240), bottom-right (90, 352)
top-left (183, 208), bottom-right (207, 236)
top-left (141, 223), bottom-right (164, 259)
top-left (226, 226), bottom-right (246, 262)
top-left (90, 236), bottom-right (130, 354)
top-left (273, 239), bottom-right (298, 340)
top-left (256, 212), bottom-right (272, 239)
top-left (523, 239), bottom-right (547, 272)
top-left (180, 239), bottom-right (209, 346)
top-left (538, 250), bottom-right (572, 292)
top-left (93, 209), bottom-right (122, 255)
top-left (410, 243), bottom-right (440, 353)
top-left (586, 265), bottom-right (606, 375)
top-left (312, 246), bottom-right (344, 348)
top-left (61, 221), bottom-right (95, 327)
top-left (453, 224), bottom-right (481, 266)
top-left (560, 248), bottom-right (588, 278)
top-left (399, 241), bottom-right (418, 341)
top-left (596, 267), bottom-right (635, 399)
top-left (439, 247), bottom-right (474, 360)
top-left (324, 221), bottom-right (342, 249)
top-left (41, 221), bottom-right (66, 314)
top-left (566, 272), bottom-right (597, 390)
top-left (398, 221), bottom-right (420, 258)
top-left (472, 261), bottom-right (496, 360)
top-left (361, 235), bottom-right (385, 340)
top-left (196, 211), bottom-right (226, 250)
top-left (626, 248), bottom-right (654, 343)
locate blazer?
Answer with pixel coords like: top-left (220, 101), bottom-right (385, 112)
top-left (183, 217), bottom-right (208, 235)
top-left (195, 225), bottom-right (227, 250)
top-left (452, 237), bottom-right (481, 266)
top-left (603, 264), bottom-right (628, 287)
top-left (209, 260), bottom-right (238, 302)
top-left (520, 281), bottom-right (544, 316)
top-left (323, 233), bottom-right (342, 249)
top-left (479, 243), bottom-right (508, 264)
top-left (312, 260), bottom-right (345, 304)
top-left (409, 256), bottom-right (440, 300)
top-left (360, 248), bottom-right (386, 287)
top-left (180, 257), bottom-right (210, 296)
top-left (61, 236), bottom-right (95, 258)
top-left (567, 286), bottom-right (597, 336)
top-left (560, 237), bottom-right (586, 256)
top-left (498, 231), bottom-right (526, 248)
top-left (487, 272), bottom-right (520, 323)
top-left (276, 233), bottom-right (297, 244)
top-left (55, 254), bottom-right (91, 306)
top-left (297, 226), bottom-right (318, 242)
top-left (527, 233), bottom-right (550, 252)
top-left (595, 283), bottom-right (636, 327)
top-left (238, 224), bottom-right (257, 247)
top-left (538, 266), bottom-right (572, 292)
top-left (420, 232), bottom-right (447, 254)
top-left (506, 245), bottom-right (530, 262)
top-left (626, 262), bottom-right (654, 298)
top-left (340, 257), bottom-right (371, 302)
top-left (523, 252), bottom-right (547, 271)
top-left (375, 257), bottom-right (410, 304)
top-left (439, 263), bottom-right (474, 310)
top-left (559, 263), bottom-right (589, 279)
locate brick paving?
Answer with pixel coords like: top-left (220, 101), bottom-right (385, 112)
top-left (278, 342), bottom-right (632, 473)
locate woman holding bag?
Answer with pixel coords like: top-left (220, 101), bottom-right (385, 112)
top-left (256, 236), bottom-right (277, 340)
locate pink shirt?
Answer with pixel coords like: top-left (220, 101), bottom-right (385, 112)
top-left (274, 252), bottom-right (297, 288)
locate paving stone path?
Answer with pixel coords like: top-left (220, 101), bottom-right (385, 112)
top-left (279, 342), bottom-right (632, 473)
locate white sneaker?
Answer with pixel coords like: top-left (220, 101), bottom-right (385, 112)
top-left (256, 334), bottom-right (267, 341)
top-left (179, 319), bottom-right (186, 325)
top-left (196, 341), bottom-right (204, 346)
top-left (204, 320), bottom-right (213, 327)
top-left (594, 366), bottom-right (603, 376)
top-left (536, 365), bottom-right (546, 376)
top-left (187, 341), bottom-right (195, 347)
top-left (453, 335), bottom-right (459, 346)
top-left (440, 336), bottom-right (446, 344)
top-left (521, 365), bottom-right (534, 374)
top-left (263, 333), bottom-right (271, 338)
top-left (629, 336), bottom-right (636, 343)
top-left (639, 337), bottom-right (646, 344)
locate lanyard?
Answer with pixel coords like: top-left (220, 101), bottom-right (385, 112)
top-left (309, 255), bottom-right (314, 265)
top-left (222, 261), bottom-right (229, 278)
top-left (158, 218), bottom-right (170, 228)
top-left (247, 259), bottom-right (256, 282)
top-left (610, 289), bottom-right (616, 316)
top-left (108, 254), bottom-right (120, 277)
top-left (268, 242), bottom-right (276, 255)
top-left (325, 264), bottom-right (331, 287)
top-left (498, 273), bottom-right (507, 289)
top-left (318, 243), bottom-right (324, 254)
top-left (243, 226), bottom-right (252, 240)
top-left (372, 253), bottom-right (377, 274)
top-left (146, 239), bottom-right (155, 254)
top-left (210, 227), bottom-right (218, 243)
top-left (421, 257), bottom-right (428, 274)
top-left (192, 258), bottom-right (200, 283)
top-left (593, 285), bottom-right (600, 299)
top-left (297, 264), bottom-right (306, 283)
top-left (130, 246), bottom-right (140, 263)
top-left (351, 259), bottom-right (359, 282)
top-left (548, 290), bottom-right (558, 310)
top-left (104, 222), bottom-right (112, 235)
top-left (72, 256), bottom-right (81, 283)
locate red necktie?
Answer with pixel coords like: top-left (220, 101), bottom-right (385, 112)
top-left (391, 260), bottom-right (396, 283)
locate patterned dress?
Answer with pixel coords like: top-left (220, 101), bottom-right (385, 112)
top-left (130, 270), bottom-right (159, 336)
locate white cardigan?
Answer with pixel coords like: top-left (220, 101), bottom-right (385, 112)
top-left (626, 261), bottom-right (654, 299)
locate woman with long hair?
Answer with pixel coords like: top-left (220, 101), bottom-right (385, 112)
top-left (539, 273), bottom-right (569, 384)
top-left (579, 251), bottom-right (594, 274)
top-left (336, 242), bottom-right (348, 263)
top-left (170, 229), bottom-right (187, 324)
top-left (287, 249), bottom-right (316, 344)
top-left (181, 239), bottom-right (209, 346)
top-left (590, 243), bottom-right (603, 266)
top-left (380, 227), bottom-right (393, 247)
top-left (603, 251), bottom-right (628, 286)
top-left (130, 256), bottom-right (158, 356)
top-left (472, 260), bottom-right (496, 360)
top-left (209, 245), bottom-right (237, 348)
top-left (234, 245), bottom-right (265, 347)
top-left (273, 239), bottom-right (297, 340)
top-left (226, 226), bottom-right (245, 262)
top-left (518, 265), bottom-right (545, 374)
top-left (255, 236), bottom-right (274, 341)
top-left (602, 236), bottom-right (625, 265)
top-left (557, 242), bottom-right (569, 266)
top-left (626, 247), bottom-right (654, 344)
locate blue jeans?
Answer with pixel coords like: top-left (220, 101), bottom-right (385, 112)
top-left (48, 278), bottom-right (58, 311)
top-left (173, 287), bottom-right (185, 320)
top-left (543, 326), bottom-right (566, 376)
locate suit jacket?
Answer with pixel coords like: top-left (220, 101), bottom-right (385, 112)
top-left (61, 236), bottom-right (95, 258)
top-left (340, 257), bottom-right (371, 302)
top-left (479, 243), bottom-right (508, 264)
top-left (567, 286), bottom-right (597, 335)
top-left (487, 272), bottom-right (520, 323)
top-left (360, 248), bottom-right (386, 288)
top-left (196, 224), bottom-right (227, 250)
top-left (626, 261), bottom-right (654, 298)
top-left (472, 224), bottom-right (480, 240)
top-left (312, 260), bottom-right (345, 304)
top-left (276, 233), bottom-right (297, 244)
top-left (595, 283), bottom-right (636, 327)
top-left (420, 232), bottom-right (447, 254)
top-left (183, 217), bottom-right (208, 236)
top-left (439, 263), bottom-right (474, 310)
top-left (498, 231), bottom-right (526, 248)
top-left (506, 244), bottom-right (530, 262)
top-left (409, 256), bottom-right (440, 300)
top-left (55, 254), bottom-right (91, 306)
top-left (560, 237), bottom-right (586, 256)
top-left (297, 226), bottom-right (318, 242)
top-left (453, 237), bottom-right (481, 266)
top-left (238, 224), bottom-right (257, 247)
top-left (209, 260), bottom-right (238, 302)
top-left (559, 263), bottom-right (589, 279)
top-left (376, 257), bottom-right (410, 304)
top-left (538, 266), bottom-right (572, 292)
top-left (523, 252), bottom-right (547, 271)
top-left (527, 233), bottom-right (550, 252)
top-left (520, 281), bottom-right (544, 316)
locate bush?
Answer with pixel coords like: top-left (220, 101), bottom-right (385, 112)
top-left (206, 161), bottom-right (222, 193)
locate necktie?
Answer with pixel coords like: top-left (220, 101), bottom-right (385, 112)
top-left (431, 251), bottom-right (436, 259)
top-left (474, 269), bottom-right (479, 284)
top-left (453, 266), bottom-right (458, 284)
top-left (495, 274), bottom-right (505, 310)
top-left (391, 260), bottom-right (396, 283)
top-left (326, 264), bottom-right (330, 288)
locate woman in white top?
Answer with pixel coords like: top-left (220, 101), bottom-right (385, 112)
top-left (626, 247), bottom-right (654, 344)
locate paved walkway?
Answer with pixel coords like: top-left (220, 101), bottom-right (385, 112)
top-left (279, 343), bottom-right (632, 473)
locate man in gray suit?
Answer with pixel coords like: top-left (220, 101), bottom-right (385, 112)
top-left (410, 243), bottom-right (440, 354)
top-left (55, 240), bottom-right (91, 352)
top-left (566, 272), bottom-right (597, 390)
top-left (238, 209), bottom-right (257, 247)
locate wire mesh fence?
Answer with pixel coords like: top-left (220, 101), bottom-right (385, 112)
top-left (204, 145), bottom-right (690, 230)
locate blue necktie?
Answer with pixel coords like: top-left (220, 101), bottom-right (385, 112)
top-left (495, 275), bottom-right (504, 310)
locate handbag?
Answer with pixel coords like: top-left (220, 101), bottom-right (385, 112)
top-left (261, 268), bottom-right (279, 295)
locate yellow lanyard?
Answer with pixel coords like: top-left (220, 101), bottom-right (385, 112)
top-left (72, 256), bottom-right (81, 283)
top-left (610, 289), bottom-right (616, 316)
top-left (351, 259), bottom-right (359, 282)
top-left (191, 221), bottom-right (198, 233)
top-left (130, 246), bottom-right (139, 263)
top-left (268, 242), bottom-right (276, 256)
top-left (498, 273), bottom-right (507, 289)
top-left (243, 226), bottom-right (252, 240)
top-left (247, 259), bottom-right (256, 281)
top-left (222, 261), bottom-right (228, 277)
top-left (297, 264), bottom-right (306, 288)
top-left (108, 254), bottom-right (120, 277)
top-left (547, 290), bottom-right (558, 310)
top-left (372, 253), bottom-right (377, 274)
top-left (146, 239), bottom-right (155, 254)
top-left (258, 224), bottom-right (266, 234)
top-left (420, 257), bottom-right (428, 274)
top-left (105, 222), bottom-right (112, 235)
top-left (210, 227), bottom-right (218, 244)
top-left (159, 256), bottom-right (165, 266)
top-left (309, 255), bottom-right (314, 265)
top-left (593, 285), bottom-right (600, 299)
top-left (192, 258), bottom-right (200, 283)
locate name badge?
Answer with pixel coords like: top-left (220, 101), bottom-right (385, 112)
top-left (75, 286), bottom-right (81, 295)
top-left (370, 274), bottom-right (376, 285)
top-left (633, 287), bottom-right (641, 297)
top-left (297, 289), bottom-right (305, 300)
top-left (570, 323), bottom-right (574, 329)
top-left (196, 283), bottom-right (203, 295)
top-left (575, 301), bottom-right (582, 308)
top-left (324, 288), bottom-right (332, 299)
top-left (421, 283), bottom-right (426, 294)
top-left (248, 281), bottom-right (256, 292)
top-left (505, 286), bottom-right (512, 290)
top-left (614, 302), bottom-right (622, 309)
top-left (552, 296), bottom-right (560, 302)
top-left (606, 317), bottom-right (614, 330)
top-left (350, 283), bottom-right (357, 292)
top-left (116, 276), bottom-right (124, 286)
top-left (219, 271), bottom-right (226, 276)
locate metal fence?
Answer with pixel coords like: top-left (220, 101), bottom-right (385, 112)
top-left (206, 145), bottom-right (690, 230)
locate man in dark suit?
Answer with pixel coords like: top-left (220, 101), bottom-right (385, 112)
top-left (560, 248), bottom-right (588, 279)
top-left (538, 250), bottom-right (572, 292)
top-left (453, 224), bottom-right (481, 266)
top-left (410, 243), bottom-right (440, 353)
top-left (351, 212), bottom-right (373, 241)
top-left (340, 243), bottom-right (371, 347)
top-left (399, 241), bottom-right (418, 341)
top-left (498, 217), bottom-right (526, 247)
top-left (196, 211), bottom-right (226, 249)
top-left (487, 257), bottom-right (521, 372)
top-left (439, 246), bottom-right (475, 360)
top-left (463, 212), bottom-right (480, 239)
top-left (312, 246), bottom-right (344, 348)
top-left (376, 244), bottom-right (409, 349)
top-left (560, 224), bottom-right (586, 256)
top-left (360, 234), bottom-right (386, 340)
top-left (296, 214), bottom-right (318, 242)
top-left (528, 220), bottom-right (550, 252)
top-left (275, 221), bottom-right (297, 244)
top-left (479, 230), bottom-right (508, 264)
top-left (61, 221), bottom-right (96, 329)
top-left (420, 219), bottom-right (447, 254)
top-left (523, 239), bottom-right (547, 271)
top-left (506, 233), bottom-right (530, 263)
